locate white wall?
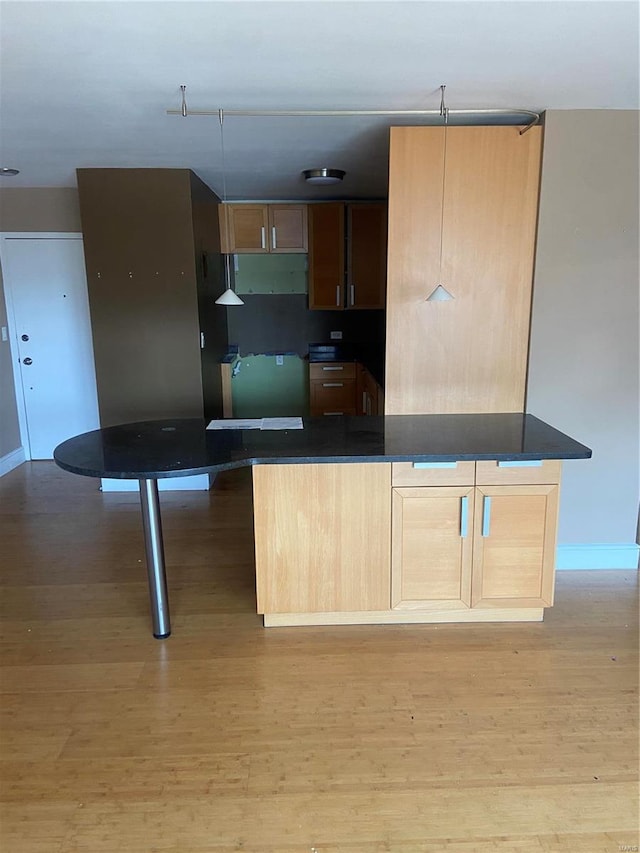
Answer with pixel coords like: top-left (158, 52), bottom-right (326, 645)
top-left (528, 111), bottom-right (639, 554)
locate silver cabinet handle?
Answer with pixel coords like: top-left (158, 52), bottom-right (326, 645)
top-left (413, 462), bottom-right (457, 469)
top-left (497, 460), bottom-right (543, 468)
top-left (322, 366), bottom-right (343, 371)
top-left (481, 496), bottom-right (492, 537)
top-left (336, 285), bottom-right (341, 306)
top-left (324, 412), bottom-right (344, 416)
top-left (271, 226), bottom-right (277, 249)
top-left (350, 284), bottom-right (355, 306)
top-left (323, 382), bottom-right (344, 387)
top-left (460, 496), bottom-right (469, 538)
top-left (261, 226), bottom-right (266, 249)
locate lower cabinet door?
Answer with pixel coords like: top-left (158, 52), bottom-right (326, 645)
top-left (391, 486), bottom-right (475, 609)
top-left (310, 378), bottom-right (356, 414)
top-left (471, 485), bottom-right (559, 608)
top-left (253, 463), bottom-right (391, 614)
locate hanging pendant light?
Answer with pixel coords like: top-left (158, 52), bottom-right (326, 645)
top-left (216, 255), bottom-right (244, 305)
top-left (215, 108), bottom-right (244, 306)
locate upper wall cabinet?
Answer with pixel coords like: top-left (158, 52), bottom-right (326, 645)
top-left (384, 126), bottom-right (543, 415)
top-left (308, 202), bottom-right (387, 310)
top-left (220, 204), bottom-right (308, 254)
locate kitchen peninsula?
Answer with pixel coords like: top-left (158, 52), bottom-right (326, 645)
top-left (54, 414), bottom-right (591, 638)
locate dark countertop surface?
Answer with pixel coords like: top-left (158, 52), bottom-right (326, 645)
top-left (54, 414), bottom-right (591, 480)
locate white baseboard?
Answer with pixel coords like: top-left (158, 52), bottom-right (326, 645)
top-left (557, 543), bottom-right (639, 570)
top-left (0, 446), bottom-right (26, 477)
top-left (100, 474), bottom-right (211, 492)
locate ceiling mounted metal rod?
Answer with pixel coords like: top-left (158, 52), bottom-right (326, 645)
top-left (167, 105), bottom-right (541, 131)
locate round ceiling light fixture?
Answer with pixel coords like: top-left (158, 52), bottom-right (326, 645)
top-left (302, 168), bottom-right (345, 185)
top-left (1, 168), bottom-right (20, 176)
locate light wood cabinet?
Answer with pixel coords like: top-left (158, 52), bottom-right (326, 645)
top-left (391, 461), bottom-right (560, 614)
top-left (471, 484), bottom-right (559, 608)
top-left (253, 463), bottom-right (391, 615)
top-left (392, 460), bottom-right (475, 487)
top-left (220, 204), bottom-right (307, 254)
top-left (309, 361), bottom-right (356, 416)
top-left (385, 125), bottom-right (543, 415)
top-left (392, 486), bottom-right (475, 609)
top-left (269, 205), bottom-right (308, 252)
top-left (252, 458), bottom-right (562, 626)
top-left (308, 202), bottom-right (387, 310)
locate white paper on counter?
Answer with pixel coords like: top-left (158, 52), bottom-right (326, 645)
top-left (206, 417), bottom-right (304, 431)
top-left (207, 419), bottom-right (262, 430)
top-left (260, 417), bottom-right (304, 430)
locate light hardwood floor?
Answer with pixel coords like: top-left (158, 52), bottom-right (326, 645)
top-left (1, 462), bottom-right (638, 852)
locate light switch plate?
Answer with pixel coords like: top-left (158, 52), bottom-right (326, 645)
top-left (276, 355), bottom-right (284, 366)
top-left (1, 326), bottom-right (7, 342)
top-left (330, 331), bottom-right (342, 340)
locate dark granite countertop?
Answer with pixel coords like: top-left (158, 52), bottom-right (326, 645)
top-left (54, 414), bottom-right (591, 480)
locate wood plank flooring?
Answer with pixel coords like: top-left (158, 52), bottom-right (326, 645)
top-left (0, 461), bottom-right (638, 852)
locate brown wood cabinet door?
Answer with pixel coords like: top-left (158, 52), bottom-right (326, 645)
top-left (310, 379), bottom-right (356, 415)
top-left (362, 369), bottom-right (379, 415)
top-left (227, 205), bottom-right (269, 252)
top-left (356, 364), bottom-right (380, 415)
top-left (392, 486), bottom-right (474, 609)
top-left (385, 126), bottom-right (542, 415)
top-left (347, 203), bottom-right (387, 309)
top-left (471, 484), bottom-right (559, 608)
top-left (308, 203), bottom-right (345, 309)
top-left (253, 463), bottom-right (391, 614)
top-left (269, 205), bottom-right (308, 252)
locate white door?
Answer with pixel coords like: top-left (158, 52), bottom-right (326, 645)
top-left (2, 235), bottom-right (99, 459)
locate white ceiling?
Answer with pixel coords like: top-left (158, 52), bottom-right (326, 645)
top-left (0, 0), bottom-right (638, 200)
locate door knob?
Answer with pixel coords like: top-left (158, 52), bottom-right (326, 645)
top-left (21, 334), bottom-right (29, 342)
top-left (23, 357), bottom-right (33, 365)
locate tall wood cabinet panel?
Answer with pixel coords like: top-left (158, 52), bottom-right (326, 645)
top-left (253, 463), bottom-right (391, 614)
top-left (385, 126), bottom-right (543, 415)
top-left (77, 168), bottom-right (228, 427)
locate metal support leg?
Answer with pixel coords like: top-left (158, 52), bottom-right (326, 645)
top-left (139, 478), bottom-right (171, 639)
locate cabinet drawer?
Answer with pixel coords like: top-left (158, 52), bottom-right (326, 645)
top-left (392, 461), bottom-right (475, 487)
top-left (309, 362), bottom-right (357, 380)
top-left (310, 379), bottom-right (356, 412)
top-left (476, 460), bottom-right (562, 486)
top-left (311, 407), bottom-right (358, 417)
